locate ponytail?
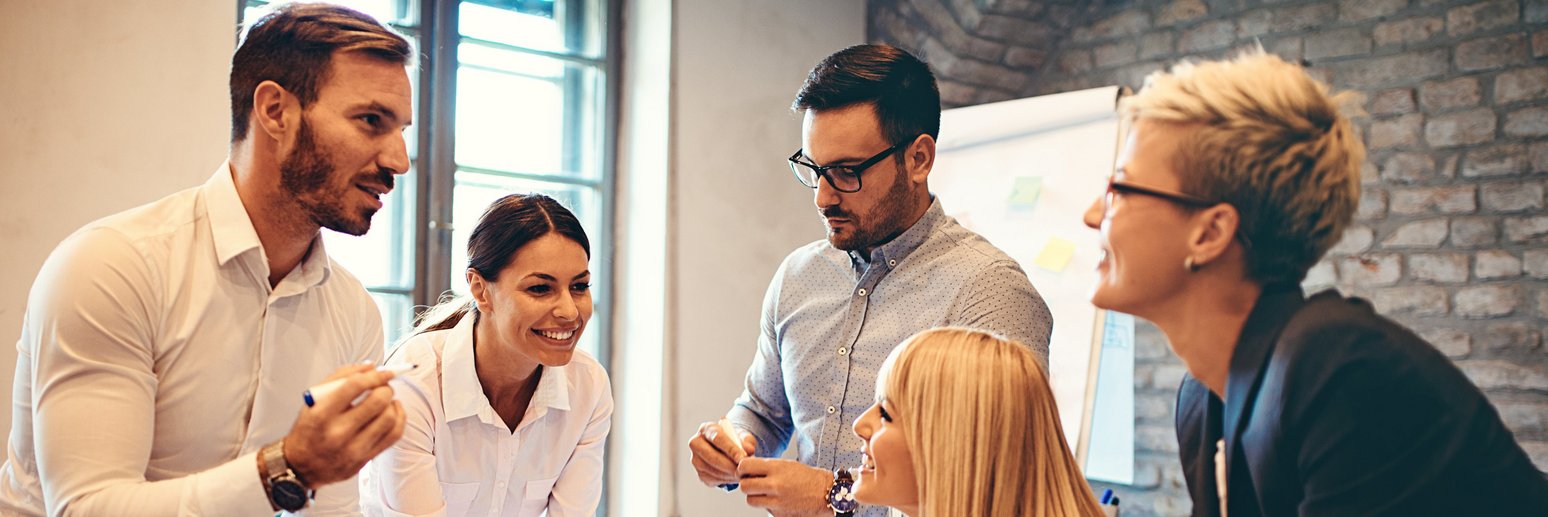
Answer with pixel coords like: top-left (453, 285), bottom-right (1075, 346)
top-left (412, 292), bottom-right (476, 336)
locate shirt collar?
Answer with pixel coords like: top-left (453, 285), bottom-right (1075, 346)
top-left (204, 161), bottom-right (332, 290)
top-left (442, 313), bottom-right (486, 423)
top-left (441, 312), bottom-right (572, 425)
top-left (205, 162), bottom-right (264, 266)
top-left (847, 196), bottom-right (946, 268)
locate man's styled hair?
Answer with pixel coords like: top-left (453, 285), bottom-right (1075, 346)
top-left (229, 2), bottom-right (413, 142)
top-left (792, 44), bottom-right (941, 147)
top-left (882, 328), bottom-right (1103, 517)
top-left (1121, 49), bottom-right (1366, 285)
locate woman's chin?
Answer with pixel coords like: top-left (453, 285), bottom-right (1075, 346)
top-left (852, 475), bottom-right (877, 505)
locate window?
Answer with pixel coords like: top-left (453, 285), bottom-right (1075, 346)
top-left (239, 0), bottom-right (614, 363)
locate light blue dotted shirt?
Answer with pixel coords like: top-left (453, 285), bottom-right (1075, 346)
top-left (726, 198), bottom-right (1052, 515)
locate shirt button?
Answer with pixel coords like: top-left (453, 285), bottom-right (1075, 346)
top-left (857, 288), bottom-right (868, 297)
top-left (838, 347), bottom-right (848, 355)
top-left (827, 405), bottom-right (837, 414)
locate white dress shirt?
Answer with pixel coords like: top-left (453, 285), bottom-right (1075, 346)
top-left (362, 312), bottom-right (612, 517)
top-left (0, 165), bottom-right (384, 516)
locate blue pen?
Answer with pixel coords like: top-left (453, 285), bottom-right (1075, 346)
top-left (303, 364), bottom-right (416, 407)
top-left (1100, 488), bottom-right (1113, 505)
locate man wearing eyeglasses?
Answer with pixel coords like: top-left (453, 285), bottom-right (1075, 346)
top-left (687, 44), bottom-right (1053, 517)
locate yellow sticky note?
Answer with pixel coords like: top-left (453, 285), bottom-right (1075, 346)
top-left (1008, 176), bottom-right (1042, 209)
top-left (1034, 237), bottom-right (1077, 273)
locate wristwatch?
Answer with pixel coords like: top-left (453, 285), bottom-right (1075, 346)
top-left (826, 467), bottom-right (858, 516)
top-left (259, 440), bottom-right (312, 512)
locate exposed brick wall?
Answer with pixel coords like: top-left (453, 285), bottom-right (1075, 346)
top-left (870, 0), bottom-right (1548, 514)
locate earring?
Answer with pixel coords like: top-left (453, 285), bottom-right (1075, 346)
top-left (1184, 256), bottom-right (1201, 272)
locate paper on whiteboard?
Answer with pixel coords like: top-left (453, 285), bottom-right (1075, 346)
top-left (932, 86), bottom-right (1132, 480)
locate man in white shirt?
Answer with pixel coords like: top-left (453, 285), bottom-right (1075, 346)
top-left (0, 3), bottom-right (415, 515)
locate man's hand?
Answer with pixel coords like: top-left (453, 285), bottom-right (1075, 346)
top-left (688, 419), bottom-right (757, 487)
top-left (737, 458), bottom-right (832, 515)
top-left (282, 364), bottom-right (407, 487)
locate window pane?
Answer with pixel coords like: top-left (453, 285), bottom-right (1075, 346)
top-left (459, 0), bottom-right (602, 58)
top-left (454, 53), bottom-right (603, 180)
top-left (245, 0), bottom-right (414, 28)
top-left (371, 291), bottom-right (414, 346)
top-left (320, 168), bottom-right (417, 291)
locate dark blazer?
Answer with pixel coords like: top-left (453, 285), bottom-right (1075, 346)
top-left (1176, 284), bottom-right (1548, 516)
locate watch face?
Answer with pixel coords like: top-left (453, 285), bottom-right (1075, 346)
top-left (827, 479), bottom-right (859, 512)
top-left (272, 479), bottom-right (309, 512)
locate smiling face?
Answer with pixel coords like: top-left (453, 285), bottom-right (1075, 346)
top-left (280, 50), bottom-right (413, 236)
top-left (1082, 118), bottom-right (1202, 318)
top-left (850, 351), bottom-right (919, 514)
top-left (801, 103), bottom-right (923, 253)
top-left (469, 232), bottom-right (593, 367)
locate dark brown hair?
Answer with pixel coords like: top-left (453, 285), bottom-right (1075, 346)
top-left (792, 44), bottom-right (941, 146)
top-left (229, 2), bottom-right (413, 142)
top-left (413, 194), bottom-right (592, 334)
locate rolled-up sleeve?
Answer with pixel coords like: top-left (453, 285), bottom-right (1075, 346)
top-left (726, 262), bottom-right (796, 458)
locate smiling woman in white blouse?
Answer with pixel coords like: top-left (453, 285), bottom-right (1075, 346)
top-left (362, 194), bottom-right (612, 517)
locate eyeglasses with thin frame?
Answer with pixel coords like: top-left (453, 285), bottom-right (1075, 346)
top-left (1101, 176), bottom-right (1254, 250)
top-left (787, 142), bottom-right (907, 193)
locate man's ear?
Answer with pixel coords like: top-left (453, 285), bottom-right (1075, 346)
top-left (467, 268), bottom-right (493, 313)
top-left (251, 80), bottom-right (301, 144)
top-left (1188, 203), bottom-right (1240, 267)
top-left (905, 133), bottom-right (936, 186)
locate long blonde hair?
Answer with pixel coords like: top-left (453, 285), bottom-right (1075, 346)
top-left (885, 328), bottom-right (1102, 516)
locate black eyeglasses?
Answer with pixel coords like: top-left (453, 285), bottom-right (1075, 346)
top-left (787, 142), bottom-right (906, 193)
top-left (1102, 179), bottom-right (1217, 212)
top-left (1102, 178), bottom-right (1254, 250)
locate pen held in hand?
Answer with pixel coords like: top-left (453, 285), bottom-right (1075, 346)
top-left (303, 364), bottom-right (417, 407)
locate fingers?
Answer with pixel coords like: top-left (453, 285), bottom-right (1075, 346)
top-left (736, 456), bottom-right (773, 478)
top-left (744, 494), bottom-right (775, 509)
top-left (286, 384), bottom-right (402, 485)
top-left (737, 473), bottom-right (772, 496)
top-left (739, 431), bottom-right (758, 457)
top-left (350, 399), bottom-right (406, 464)
top-left (688, 425), bottom-right (739, 485)
top-left (704, 421), bottom-right (746, 462)
top-left (691, 450), bottom-right (737, 486)
top-left (323, 363), bottom-right (377, 382)
top-left (310, 370), bottom-right (395, 414)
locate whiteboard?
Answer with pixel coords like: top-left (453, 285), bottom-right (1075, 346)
top-left (932, 86), bottom-right (1135, 483)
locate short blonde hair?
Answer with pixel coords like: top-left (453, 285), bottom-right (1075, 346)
top-left (1121, 49), bottom-right (1365, 285)
top-left (885, 328), bottom-right (1101, 517)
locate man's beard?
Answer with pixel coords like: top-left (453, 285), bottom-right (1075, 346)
top-left (824, 165), bottom-right (914, 252)
top-left (279, 120), bottom-right (392, 236)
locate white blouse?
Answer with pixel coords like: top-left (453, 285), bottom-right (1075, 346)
top-left (361, 313), bottom-right (612, 517)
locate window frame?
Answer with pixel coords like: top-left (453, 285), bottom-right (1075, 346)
top-left (237, 0), bottom-right (617, 370)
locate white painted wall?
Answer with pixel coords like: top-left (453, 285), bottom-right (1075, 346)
top-left (666, 1), bottom-right (866, 515)
top-left (0, 1), bottom-right (235, 439)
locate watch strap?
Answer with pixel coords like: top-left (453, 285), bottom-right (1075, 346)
top-left (259, 440), bottom-right (311, 512)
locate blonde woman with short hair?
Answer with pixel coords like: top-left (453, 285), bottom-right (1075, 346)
top-left (850, 327), bottom-right (1103, 516)
top-left (1084, 49), bottom-right (1548, 515)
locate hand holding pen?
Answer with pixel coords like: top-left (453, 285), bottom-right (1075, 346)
top-left (688, 418), bottom-right (756, 491)
top-left (277, 364), bottom-right (410, 488)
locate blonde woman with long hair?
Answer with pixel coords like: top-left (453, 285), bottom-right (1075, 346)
top-left (851, 328), bottom-right (1102, 516)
